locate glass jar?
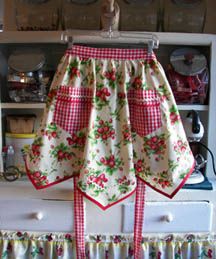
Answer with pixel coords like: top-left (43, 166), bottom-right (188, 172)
top-left (163, 0), bottom-right (206, 33)
top-left (118, 0), bottom-right (160, 31)
top-left (15, 0), bottom-right (60, 31)
top-left (62, 0), bottom-right (101, 30)
top-left (7, 49), bottom-right (54, 102)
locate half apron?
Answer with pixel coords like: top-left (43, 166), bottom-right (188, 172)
top-left (25, 45), bottom-right (194, 258)
top-left (25, 45), bottom-right (194, 206)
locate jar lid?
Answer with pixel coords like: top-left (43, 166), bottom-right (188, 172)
top-left (8, 49), bottom-right (45, 72)
top-left (6, 133), bottom-right (36, 139)
top-left (170, 48), bottom-right (207, 76)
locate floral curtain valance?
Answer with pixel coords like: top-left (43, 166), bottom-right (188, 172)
top-left (0, 232), bottom-right (216, 259)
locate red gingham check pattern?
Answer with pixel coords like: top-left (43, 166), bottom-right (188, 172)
top-left (134, 178), bottom-right (146, 259)
top-left (67, 45), bottom-right (156, 61)
top-left (53, 86), bottom-right (92, 135)
top-left (74, 177), bottom-right (86, 259)
top-left (128, 89), bottom-right (162, 136)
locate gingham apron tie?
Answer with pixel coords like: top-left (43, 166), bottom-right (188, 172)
top-left (134, 178), bottom-right (146, 259)
top-left (74, 177), bottom-right (86, 259)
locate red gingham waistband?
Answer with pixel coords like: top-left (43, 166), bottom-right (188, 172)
top-left (66, 45), bottom-right (157, 61)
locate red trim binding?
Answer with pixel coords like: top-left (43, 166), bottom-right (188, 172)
top-left (25, 158), bottom-right (195, 202)
top-left (137, 160), bottom-right (195, 198)
top-left (25, 159), bottom-right (74, 190)
top-left (78, 187), bottom-right (136, 211)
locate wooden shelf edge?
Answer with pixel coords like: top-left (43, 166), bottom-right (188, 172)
top-left (1, 103), bottom-right (209, 111)
top-left (1, 103), bottom-right (45, 109)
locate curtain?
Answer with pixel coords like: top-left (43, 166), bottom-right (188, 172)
top-left (0, 232), bottom-right (215, 259)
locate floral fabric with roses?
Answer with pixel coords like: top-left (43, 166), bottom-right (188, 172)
top-left (25, 45), bottom-right (194, 209)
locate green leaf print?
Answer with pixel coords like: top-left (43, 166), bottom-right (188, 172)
top-left (152, 170), bottom-right (173, 189)
top-left (30, 136), bottom-right (44, 161)
top-left (126, 82), bottom-right (131, 90)
top-left (169, 105), bottom-right (178, 113)
top-left (114, 142), bottom-right (121, 149)
top-left (94, 94), bottom-right (109, 110)
top-left (175, 253), bottom-right (181, 259)
top-left (50, 143), bottom-right (74, 162)
top-left (2, 251), bottom-right (8, 258)
top-left (43, 122), bottom-right (61, 140)
top-left (96, 65), bottom-right (101, 74)
top-left (143, 134), bottom-right (167, 160)
top-left (78, 181), bottom-right (87, 191)
top-left (198, 248), bottom-right (213, 258)
top-left (157, 84), bottom-right (171, 100)
top-left (131, 66), bottom-right (135, 77)
top-left (107, 194), bottom-right (118, 203)
top-left (93, 189), bottom-right (104, 197)
top-left (91, 118), bottom-right (115, 143)
top-left (104, 68), bottom-right (118, 89)
top-left (168, 159), bottom-right (178, 172)
top-left (67, 59), bottom-right (80, 79)
top-left (81, 59), bottom-right (91, 66)
top-left (31, 246), bottom-right (44, 258)
top-left (179, 173), bottom-right (187, 179)
top-left (118, 184), bottom-right (130, 194)
top-left (98, 155), bottom-right (124, 176)
top-left (169, 105), bottom-right (181, 125)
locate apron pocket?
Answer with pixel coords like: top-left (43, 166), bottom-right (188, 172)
top-left (53, 86), bottom-right (93, 135)
top-left (128, 89), bottom-right (162, 137)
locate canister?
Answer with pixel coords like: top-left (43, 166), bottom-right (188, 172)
top-left (62, 0), bottom-right (101, 30)
top-left (6, 115), bottom-right (36, 134)
top-left (118, 0), bottom-right (160, 31)
top-left (15, 0), bottom-right (60, 31)
top-left (5, 133), bottom-right (36, 172)
top-left (163, 0), bottom-right (206, 33)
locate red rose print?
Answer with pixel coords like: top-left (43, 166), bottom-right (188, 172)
top-left (33, 171), bottom-right (41, 178)
top-left (93, 119), bottom-right (115, 143)
top-left (66, 132), bottom-right (86, 149)
top-left (133, 76), bottom-right (142, 88)
top-left (207, 249), bottom-right (213, 258)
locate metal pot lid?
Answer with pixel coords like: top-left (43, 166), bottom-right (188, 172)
top-left (8, 49), bottom-right (45, 72)
top-left (170, 48), bottom-right (207, 76)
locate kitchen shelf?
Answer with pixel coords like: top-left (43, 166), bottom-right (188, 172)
top-left (0, 31), bottom-right (214, 46)
top-left (177, 105), bottom-right (209, 111)
top-left (1, 103), bottom-right (45, 109)
top-left (1, 103), bottom-right (209, 111)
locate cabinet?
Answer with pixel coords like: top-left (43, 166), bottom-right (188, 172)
top-left (0, 31), bottom-right (216, 234)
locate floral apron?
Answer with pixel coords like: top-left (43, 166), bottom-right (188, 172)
top-left (25, 45), bottom-right (194, 259)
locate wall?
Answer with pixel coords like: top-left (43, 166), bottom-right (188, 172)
top-left (1, 0), bottom-right (216, 33)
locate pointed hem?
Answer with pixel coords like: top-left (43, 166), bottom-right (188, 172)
top-left (77, 187), bottom-right (136, 210)
top-left (25, 159), bottom-right (74, 190)
top-left (137, 160), bottom-right (195, 199)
